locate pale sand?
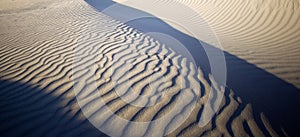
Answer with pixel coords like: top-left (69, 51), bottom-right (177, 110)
top-left (114, 0), bottom-right (300, 89)
top-left (0, 0), bottom-right (299, 136)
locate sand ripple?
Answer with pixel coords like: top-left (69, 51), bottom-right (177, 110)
top-left (1, 0), bottom-right (298, 136)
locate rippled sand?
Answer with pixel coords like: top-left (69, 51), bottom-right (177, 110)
top-left (0, 0), bottom-right (299, 136)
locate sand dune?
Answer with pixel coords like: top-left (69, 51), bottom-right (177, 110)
top-left (0, 0), bottom-right (299, 136)
top-left (173, 0), bottom-right (300, 88)
top-left (111, 0), bottom-right (300, 88)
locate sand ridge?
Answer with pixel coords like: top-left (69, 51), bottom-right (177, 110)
top-left (174, 0), bottom-right (300, 88)
top-left (0, 0), bottom-right (299, 136)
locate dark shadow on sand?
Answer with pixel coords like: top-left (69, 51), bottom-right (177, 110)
top-left (85, 0), bottom-right (300, 136)
top-left (0, 79), bottom-right (107, 137)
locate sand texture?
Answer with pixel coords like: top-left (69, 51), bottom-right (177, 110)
top-left (0, 0), bottom-right (299, 136)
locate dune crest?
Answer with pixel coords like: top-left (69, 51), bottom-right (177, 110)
top-left (1, 0), bottom-right (299, 136)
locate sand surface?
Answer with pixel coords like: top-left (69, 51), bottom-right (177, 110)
top-left (0, 0), bottom-right (299, 136)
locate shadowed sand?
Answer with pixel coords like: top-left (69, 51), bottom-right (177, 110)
top-left (84, 0), bottom-right (300, 136)
top-left (0, 79), bottom-right (107, 137)
top-left (0, 0), bottom-right (300, 136)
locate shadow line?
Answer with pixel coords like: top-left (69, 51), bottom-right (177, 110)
top-left (85, 0), bottom-right (300, 136)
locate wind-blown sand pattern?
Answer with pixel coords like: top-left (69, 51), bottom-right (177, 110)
top-left (173, 0), bottom-right (300, 88)
top-left (113, 0), bottom-right (300, 88)
top-left (0, 0), bottom-right (299, 137)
